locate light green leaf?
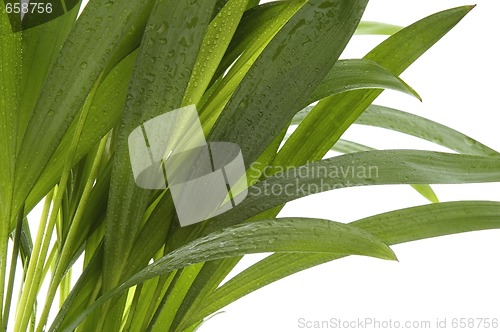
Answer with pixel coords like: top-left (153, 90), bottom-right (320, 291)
top-left (170, 7), bottom-right (477, 327)
top-left (308, 59), bottom-right (421, 103)
top-left (199, 0), bottom-right (307, 131)
top-left (356, 105), bottom-right (500, 156)
top-left (183, 201), bottom-right (500, 327)
top-left (11, 0), bottom-right (155, 219)
top-left (355, 21), bottom-right (402, 35)
top-left (0, 7), bottom-right (21, 224)
top-left (24, 50), bottom-right (136, 214)
top-left (183, 0), bottom-right (250, 106)
top-left (53, 217), bottom-right (397, 332)
top-left (18, 2), bottom-right (82, 148)
top-left (293, 105), bottom-right (499, 157)
top-left (208, 1), bottom-right (294, 83)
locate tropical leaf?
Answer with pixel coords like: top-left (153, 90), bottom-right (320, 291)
top-left (355, 21), bottom-right (402, 35)
top-left (51, 216), bottom-right (397, 331)
top-left (103, 0), bottom-right (217, 293)
top-left (1, 1), bottom-right (497, 331)
top-left (209, 0), bottom-right (369, 167)
top-left (11, 0), bottom-right (156, 219)
top-left (209, 150), bottom-right (500, 230)
top-left (292, 104), bottom-right (499, 157)
top-left (160, 7), bottom-right (481, 329)
top-left (275, 6), bottom-right (474, 168)
top-left (180, 200), bottom-right (500, 327)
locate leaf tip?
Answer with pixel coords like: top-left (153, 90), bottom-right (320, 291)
top-left (388, 248), bottom-right (399, 262)
top-left (380, 245), bottom-right (398, 261)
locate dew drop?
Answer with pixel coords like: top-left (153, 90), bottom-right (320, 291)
top-left (156, 23), bottom-right (168, 34)
top-left (464, 137), bottom-right (475, 146)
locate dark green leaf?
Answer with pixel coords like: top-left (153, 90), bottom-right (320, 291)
top-left (209, 0), bottom-right (369, 167)
top-left (104, 0), bottom-right (217, 290)
top-left (210, 150), bottom-right (500, 229)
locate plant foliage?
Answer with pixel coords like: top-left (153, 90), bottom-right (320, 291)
top-left (0, 1), bottom-right (498, 331)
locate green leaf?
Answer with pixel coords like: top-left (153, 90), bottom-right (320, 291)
top-left (355, 21), bottom-right (402, 35)
top-left (199, 0), bottom-right (307, 131)
top-left (11, 0), bottom-right (155, 219)
top-left (24, 50), bottom-right (136, 214)
top-left (50, 245), bottom-right (105, 331)
top-left (305, 137), bottom-right (439, 203)
top-left (293, 104), bottom-right (499, 157)
top-left (356, 105), bottom-right (500, 156)
top-left (103, 0), bottom-right (217, 291)
top-left (0, 6), bottom-right (21, 223)
top-left (171, 7), bottom-right (477, 327)
top-left (183, 0), bottom-right (250, 106)
top-left (164, 19), bottom-right (409, 321)
top-left (290, 103), bottom-right (498, 205)
top-left (183, 201), bottom-right (500, 326)
top-left (1, 2), bottom-right (81, 223)
top-left (275, 5), bottom-right (475, 169)
top-left (53, 217), bottom-right (397, 331)
top-left (122, 129), bottom-right (288, 331)
top-left (209, 0), bottom-right (369, 167)
top-left (171, 258), bottom-right (240, 330)
top-left (113, 1), bottom-right (370, 323)
top-left (210, 150), bottom-right (500, 229)
top-left (147, 265), bottom-right (203, 331)
top-left (208, 1), bottom-right (294, 84)
top-left (18, 2), bottom-right (82, 148)
top-left (308, 59), bottom-right (421, 103)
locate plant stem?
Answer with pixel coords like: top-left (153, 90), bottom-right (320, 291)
top-left (36, 135), bottom-right (108, 332)
top-left (122, 284), bottom-right (143, 332)
top-left (146, 270), bottom-right (181, 332)
top-left (12, 190), bottom-right (53, 331)
top-left (2, 204), bottom-right (24, 330)
top-left (14, 78), bottom-right (99, 332)
top-left (59, 269), bottom-right (72, 308)
top-left (138, 249), bottom-right (173, 331)
top-left (0, 205), bottom-right (12, 328)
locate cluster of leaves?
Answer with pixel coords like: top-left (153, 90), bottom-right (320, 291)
top-left (0, 0), bottom-right (499, 331)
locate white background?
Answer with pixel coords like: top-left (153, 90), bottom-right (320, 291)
top-left (64, 0), bottom-right (500, 331)
top-left (199, 1), bottom-right (500, 331)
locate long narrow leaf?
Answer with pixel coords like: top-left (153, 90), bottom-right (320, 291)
top-left (104, 0), bottom-right (217, 290)
top-left (209, 150), bottom-right (500, 230)
top-left (308, 59), bottom-right (421, 103)
top-left (274, 6), bottom-right (474, 169)
top-left (12, 0), bottom-right (155, 218)
top-left (170, 7), bottom-right (477, 327)
top-left (183, 201), bottom-right (500, 327)
top-left (52, 217), bottom-right (397, 332)
top-left (209, 0), bottom-right (369, 167)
